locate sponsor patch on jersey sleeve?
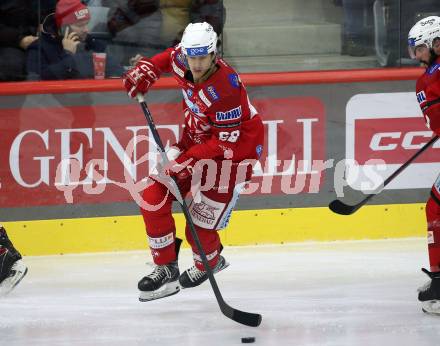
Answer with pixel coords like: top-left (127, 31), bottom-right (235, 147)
top-left (206, 85), bottom-right (219, 101)
top-left (428, 63), bottom-right (440, 75)
top-left (228, 73), bottom-right (240, 88)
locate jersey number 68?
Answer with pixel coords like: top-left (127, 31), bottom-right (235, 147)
top-left (219, 130), bottom-right (240, 143)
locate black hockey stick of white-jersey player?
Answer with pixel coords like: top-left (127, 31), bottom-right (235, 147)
top-left (329, 135), bottom-right (439, 215)
top-left (137, 95), bottom-right (262, 328)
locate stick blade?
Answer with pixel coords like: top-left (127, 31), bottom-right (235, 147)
top-left (221, 304), bottom-right (262, 327)
top-left (328, 199), bottom-right (357, 215)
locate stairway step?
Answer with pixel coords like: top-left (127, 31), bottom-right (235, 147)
top-left (224, 0), bottom-right (342, 26)
top-left (223, 23), bottom-right (342, 56)
top-left (225, 54), bottom-right (379, 73)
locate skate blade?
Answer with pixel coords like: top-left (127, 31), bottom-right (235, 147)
top-left (0, 260), bottom-right (28, 296)
top-left (422, 300), bottom-right (440, 316)
top-left (180, 260), bottom-right (230, 290)
top-left (421, 300), bottom-right (440, 316)
top-left (139, 282), bottom-right (180, 302)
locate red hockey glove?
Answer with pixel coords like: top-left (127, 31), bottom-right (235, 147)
top-left (164, 154), bottom-right (194, 182)
top-left (123, 58), bottom-right (160, 98)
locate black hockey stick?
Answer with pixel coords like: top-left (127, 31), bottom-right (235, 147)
top-left (329, 135), bottom-right (439, 215)
top-left (137, 95), bottom-right (262, 327)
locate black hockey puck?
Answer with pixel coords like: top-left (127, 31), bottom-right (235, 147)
top-left (241, 337), bottom-right (255, 343)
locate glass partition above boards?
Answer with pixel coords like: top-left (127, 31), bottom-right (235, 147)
top-left (1, 0), bottom-right (438, 82)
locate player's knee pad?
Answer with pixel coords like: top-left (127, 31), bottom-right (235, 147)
top-left (188, 182), bottom-right (246, 231)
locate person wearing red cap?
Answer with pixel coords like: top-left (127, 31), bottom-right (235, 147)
top-left (55, 0), bottom-right (91, 43)
top-left (26, 0), bottom-right (122, 80)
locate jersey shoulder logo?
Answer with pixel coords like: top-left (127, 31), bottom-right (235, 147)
top-left (427, 63), bottom-right (440, 75)
top-left (228, 73), bottom-right (240, 89)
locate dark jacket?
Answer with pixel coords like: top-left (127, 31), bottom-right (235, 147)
top-left (0, 0), bottom-right (38, 48)
top-left (26, 14), bottom-right (123, 80)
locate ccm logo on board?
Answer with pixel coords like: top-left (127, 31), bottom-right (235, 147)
top-left (369, 131), bottom-right (434, 151)
top-left (345, 92), bottom-right (439, 190)
top-left (353, 117), bottom-right (438, 164)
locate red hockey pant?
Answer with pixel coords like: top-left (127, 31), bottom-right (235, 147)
top-left (427, 184), bottom-right (440, 272)
top-left (140, 168), bottom-right (247, 270)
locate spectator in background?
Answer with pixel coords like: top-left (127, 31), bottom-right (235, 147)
top-left (0, 0), bottom-right (38, 81)
top-left (189, 0), bottom-right (225, 42)
top-left (27, 0), bottom-right (122, 80)
top-left (103, 0), bottom-right (225, 67)
top-left (160, 0), bottom-right (192, 47)
top-left (103, 0), bottom-right (163, 65)
top-left (166, 0), bottom-right (225, 47)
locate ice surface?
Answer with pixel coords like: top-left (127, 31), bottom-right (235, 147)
top-left (1, 238), bottom-right (439, 346)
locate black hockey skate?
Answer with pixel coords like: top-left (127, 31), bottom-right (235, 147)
top-left (0, 226), bottom-right (28, 296)
top-left (418, 268), bottom-right (440, 315)
top-left (138, 238), bottom-right (182, 302)
top-left (179, 255), bottom-right (229, 289)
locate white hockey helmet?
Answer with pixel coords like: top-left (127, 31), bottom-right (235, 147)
top-left (408, 16), bottom-right (440, 58)
top-left (181, 22), bottom-right (217, 57)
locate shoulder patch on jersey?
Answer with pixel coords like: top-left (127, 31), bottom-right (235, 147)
top-left (206, 85), bottom-right (219, 101)
top-left (427, 63), bottom-right (440, 75)
top-left (216, 106), bottom-right (242, 122)
top-left (228, 73), bottom-right (240, 89)
top-left (187, 88), bottom-right (193, 98)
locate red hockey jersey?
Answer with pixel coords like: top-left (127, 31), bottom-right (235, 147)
top-left (150, 46), bottom-right (264, 163)
top-left (416, 56), bottom-right (440, 136)
top-left (416, 56), bottom-right (440, 202)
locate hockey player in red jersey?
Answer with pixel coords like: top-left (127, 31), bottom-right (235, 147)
top-left (0, 224), bottom-right (27, 295)
top-left (408, 16), bottom-right (440, 315)
top-left (123, 22), bottom-right (264, 301)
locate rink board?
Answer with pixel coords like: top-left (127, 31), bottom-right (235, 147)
top-left (5, 203), bottom-right (426, 256)
top-left (0, 68), bottom-right (434, 255)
